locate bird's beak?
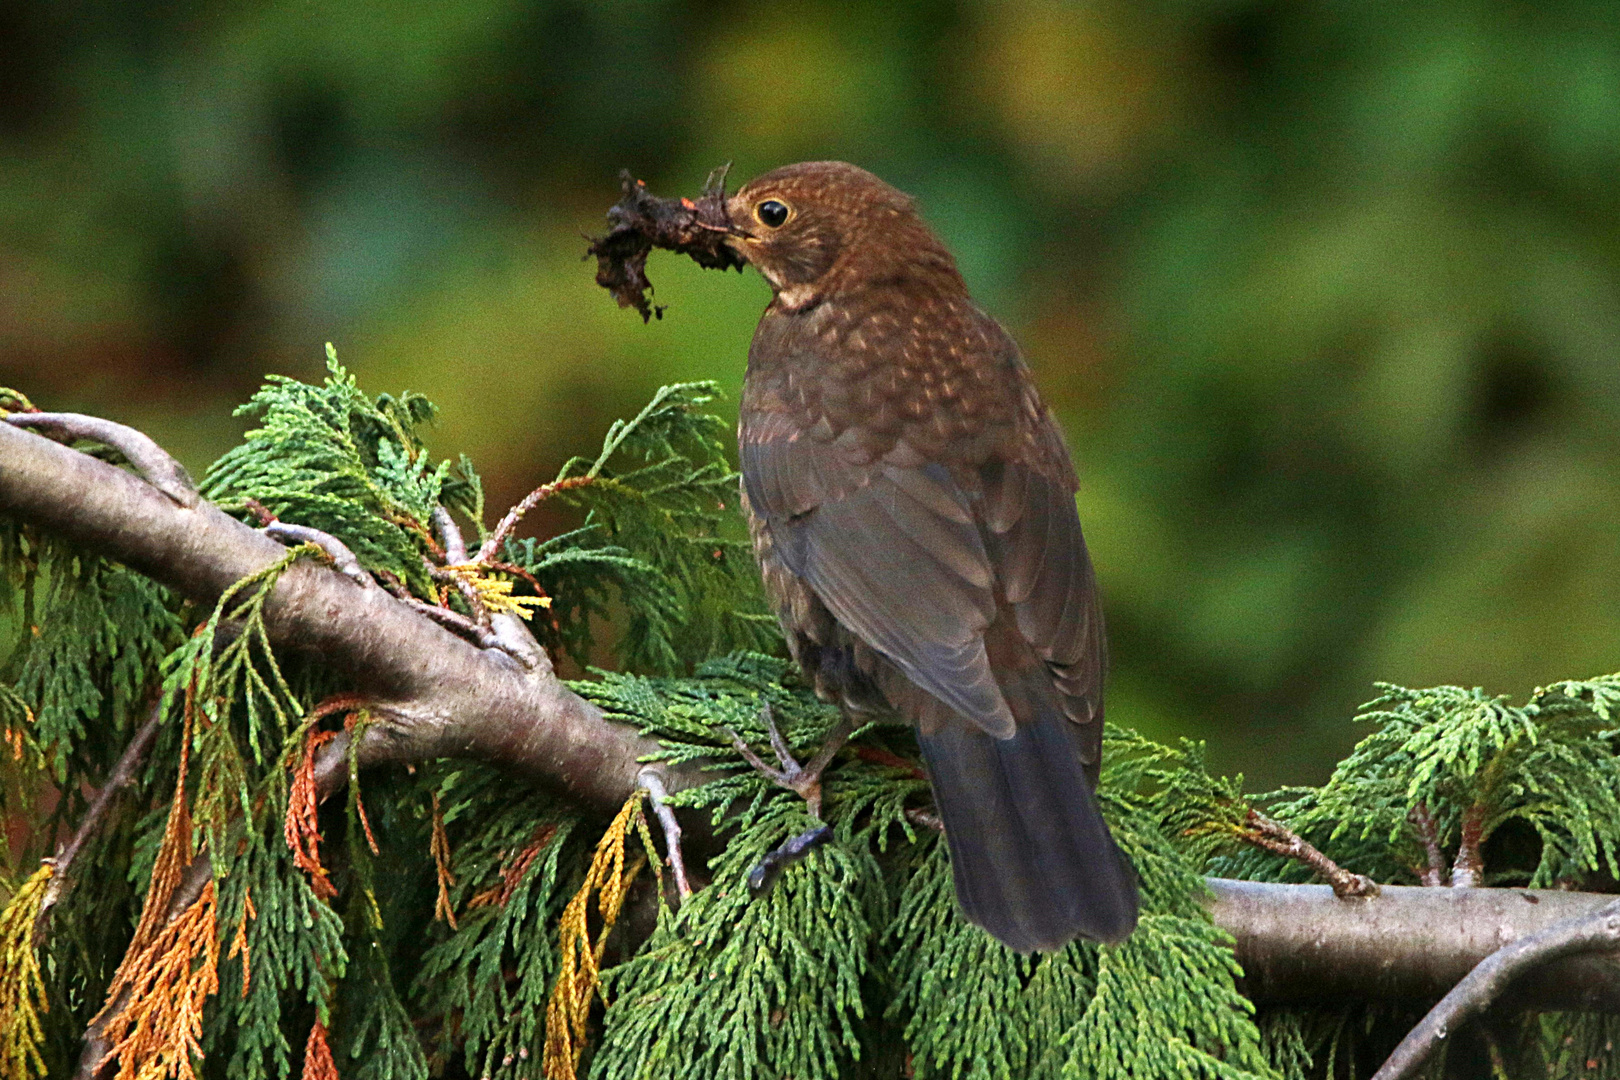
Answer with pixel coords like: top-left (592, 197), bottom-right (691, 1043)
top-left (723, 195), bottom-right (758, 249)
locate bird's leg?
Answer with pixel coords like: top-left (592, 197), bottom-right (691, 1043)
top-left (725, 703), bottom-right (854, 820)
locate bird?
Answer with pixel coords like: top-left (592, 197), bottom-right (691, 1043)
top-left (720, 161), bottom-right (1139, 952)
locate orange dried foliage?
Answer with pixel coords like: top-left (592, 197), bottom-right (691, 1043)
top-left (285, 729), bottom-right (338, 900)
top-left (465, 824), bottom-right (558, 912)
top-left (90, 691), bottom-right (224, 1080)
top-left (300, 1022), bottom-right (338, 1080)
top-left (430, 793), bottom-right (457, 929)
top-left (97, 883), bottom-right (219, 1080)
top-left (226, 888), bottom-right (255, 999)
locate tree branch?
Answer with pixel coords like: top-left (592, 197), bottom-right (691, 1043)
top-left (1239, 809), bottom-right (1380, 899)
top-left (35, 699), bottom-right (167, 938)
top-left (1407, 801), bottom-right (1449, 887)
top-left (6, 412), bottom-right (198, 508)
top-left (1208, 879), bottom-right (1620, 1013)
top-left (1451, 802), bottom-right (1486, 888)
top-left (8, 413), bottom-right (1620, 1052)
top-left (1370, 899), bottom-right (1620, 1079)
top-left (0, 421), bottom-right (698, 816)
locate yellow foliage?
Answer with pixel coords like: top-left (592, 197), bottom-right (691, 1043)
top-left (0, 864), bottom-right (51, 1080)
top-left (444, 563), bottom-right (551, 621)
top-left (543, 791), bottom-right (647, 1080)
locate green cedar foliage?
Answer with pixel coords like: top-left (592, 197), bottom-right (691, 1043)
top-left (2, 364), bottom-right (1620, 1080)
top-left (413, 768), bottom-right (582, 1080)
top-left (496, 382), bottom-right (779, 674)
top-left (1194, 677), bottom-right (1620, 1079)
top-left (579, 657), bottom-right (1272, 1080)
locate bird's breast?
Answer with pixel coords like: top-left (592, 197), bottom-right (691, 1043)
top-left (744, 286), bottom-right (1025, 468)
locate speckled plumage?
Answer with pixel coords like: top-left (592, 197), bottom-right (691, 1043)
top-left (727, 162), bottom-right (1138, 951)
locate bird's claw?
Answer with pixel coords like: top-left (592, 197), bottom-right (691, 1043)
top-left (723, 703), bottom-right (852, 821)
top-left (747, 823), bottom-right (833, 894)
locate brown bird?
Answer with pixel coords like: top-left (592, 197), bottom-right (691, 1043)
top-left (722, 161), bottom-right (1139, 952)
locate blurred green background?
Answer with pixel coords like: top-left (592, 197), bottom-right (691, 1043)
top-left (3, 0), bottom-right (1618, 787)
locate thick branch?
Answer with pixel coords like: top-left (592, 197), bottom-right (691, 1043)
top-left (7, 412), bottom-right (198, 507)
top-left (10, 417), bottom-right (1620, 1034)
top-left (0, 421), bottom-right (701, 815)
top-left (1208, 879), bottom-right (1620, 1013)
top-left (1372, 899), bottom-right (1620, 1079)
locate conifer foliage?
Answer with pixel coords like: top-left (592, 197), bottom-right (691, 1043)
top-left (0, 357), bottom-right (1618, 1079)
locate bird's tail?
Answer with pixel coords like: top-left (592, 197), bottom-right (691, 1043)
top-left (916, 704), bottom-right (1139, 952)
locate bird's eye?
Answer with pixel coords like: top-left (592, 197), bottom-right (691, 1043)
top-left (755, 199), bottom-right (790, 228)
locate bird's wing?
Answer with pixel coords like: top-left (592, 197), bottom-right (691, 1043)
top-left (742, 402), bottom-right (1105, 745)
top-left (741, 407), bottom-right (1016, 736)
top-left (979, 456), bottom-right (1106, 767)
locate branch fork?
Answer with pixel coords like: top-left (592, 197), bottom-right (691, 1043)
top-left (5, 412), bottom-right (198, 508)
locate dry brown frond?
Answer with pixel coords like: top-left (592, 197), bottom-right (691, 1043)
top-left (465, 823), bottom-right (559, 912)
top-left (300, 1021), bottom-right (338, 1080)
top-left (98, 881), bottom-right (220, 1080)
top-left (430, 793), bottom-right (457, 929)
top-left (543, 792), bottom-right (646, 1080)
top-left (285, 729), bottom-right (338, 900)
top-left (227, 887), bottom-right (255, 999)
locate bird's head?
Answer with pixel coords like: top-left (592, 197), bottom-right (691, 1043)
top-left (726, 161), bottom-right (959, 310)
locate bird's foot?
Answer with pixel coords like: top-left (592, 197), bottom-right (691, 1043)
top-left (724, 703), bottom-right (853, 820)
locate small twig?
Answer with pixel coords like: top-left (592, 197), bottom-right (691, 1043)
top-left (638, 768), bottom-right (692, 902)
top-left (481, 558), bottom-right (546, 596)
top-left (1451, 803), bottom-right (1486, 888)
top-left (483, 613), bottom-right (548, 672)
top-left (35, 699), bottom-right (167, 938)
top-left (905, 807), bottom-right (943, 834)
top-left (264, 522), bottom-right (372, 588)
top-left (397, 595), bottom-right (490, 643)
top-left (241, 498), bottom-right (278, 527)
top-left (377, 569), bottom-right (488, 646)
top-left (1408, 802), bottom-right (1449, 887)
top-left (1242, 810), bottom-right (1380, 899)
top-left (431, 507), bottom-right (467, 564)
top-left (6, 412), bottom-right (198, 507)
top-left (426, 559), bottom-right (490, 629)
top-left (723, 727), bottom-right (782, 779)
top-left (383, 567), bottom-right (542, 669)
top-left (392, 512), bottom-right (446, 560)
top-left (475, 475), bottom-right (594, 565)
top-left (1372, 899), bottom-right (1620, 1080)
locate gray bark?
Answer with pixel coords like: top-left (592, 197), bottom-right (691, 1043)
top-left (1209, 878), bottom-right (1620, 1012)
